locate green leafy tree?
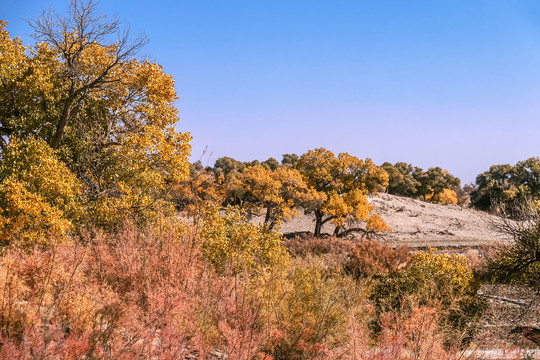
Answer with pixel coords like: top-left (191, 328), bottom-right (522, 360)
top-left (281, 153), bottom-right (299, 168)
top-left (212, 156), bottom-right (246, 179)
top-left (413, 167), bottom-right (460, 203)
top-left (471, 159), bottom-right (540, 212)
top-left (261, 157), bottom-right (280, 170)
top-left (381, 162), bottom-right (420, 197)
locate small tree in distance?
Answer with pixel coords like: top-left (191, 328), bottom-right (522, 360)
top-left (382, 162), bottom-right (461, 204)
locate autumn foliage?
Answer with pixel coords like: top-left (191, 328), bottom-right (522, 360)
top-left (0, 137), bottom-right (82, 246)
top-left (0, 17), bottom-right (191, 236)
top-left (0, 2), bottom-right (520, 358)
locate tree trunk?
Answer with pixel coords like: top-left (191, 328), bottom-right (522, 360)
top-left (52, 90), bottom-right (76, 149)
top-left (314, 210), bottom-right (323, 237)
top-left (264, 207), bottom-right (271, 224)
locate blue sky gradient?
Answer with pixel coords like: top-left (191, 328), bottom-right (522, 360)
top-left (3, 0), bottom-right (540, 183)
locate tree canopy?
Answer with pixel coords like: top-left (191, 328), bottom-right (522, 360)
top-left (382, 162), bottom-right (460, 205)
top-left (471, 157), bottom-right (540, 213)
top-left (0, 3), bottom-right (191, 243)
top-left (296, 148), bottom-right (389, 237)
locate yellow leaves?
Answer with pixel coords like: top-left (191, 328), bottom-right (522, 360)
top-left (200, 205), bottom-right (289, 275)
top-left (297, 148), bottom-right (389, 236)
top-left (322, 189), bottom-right (390, 232)
top-left (296, 148), bottom-right (338, 191)
top-left (228, 164), bottom-right (319, 227)
top-left (426, 188), bottom-right (458, 205)
top-left (0, 138), bottom-right (81, 247)
top-left (366, 214), bottom-right (390, 232)
top-left (0, 178), bottom-right (71, 246)
top-left (323, 193), bottom-right (350, 228)
top-left (405, 250), bottom-right (475, 294)
top-left (0, 22), bottom-right (192, 230)
top-left (240, 165), bottom-right (282, 205)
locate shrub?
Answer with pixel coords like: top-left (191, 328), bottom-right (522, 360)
top-left (371, 250), bottom-right (486, 345)
top-left (488, 203), bottom-right (540, 289)
top-left (0, 221), bottom-right (269, 359)
top-left (283, 234), bottom-right (355, 258)
top-left (344, 240), bottom-right (409, 278)
top-left (257, 259), bottom-right (366, 360)
top-left (200, 205), bottom-right (289, 275)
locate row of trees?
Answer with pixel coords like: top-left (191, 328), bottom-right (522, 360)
top-left (177, 149), bottom-right (390, 237)
top-left (471, 157), bottom-right (540, 212)
top-left (179, 153), bottom-right (540, 234)
top-left (381, 162), bottom-right (461, 204)
top-left (177, 156), bottom-right (464, 237)
top-left (380, 158), bottom-right (540, 214)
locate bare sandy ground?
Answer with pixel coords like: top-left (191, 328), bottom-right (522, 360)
top-left (269, 193), bottom-right (511, 248)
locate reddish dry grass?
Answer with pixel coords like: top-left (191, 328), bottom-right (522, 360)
top-left (0, 225), bottom-right (527, 359)
top-left (344, 240), bottom-right (409, 278)
top-left (0, 223), bottom-right (266, 359)
top-left (283, 234), bottom-right (356, 258)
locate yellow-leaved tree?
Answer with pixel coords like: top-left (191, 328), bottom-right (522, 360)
top-left (173, 163), bottom-right (227, 216)
top-left (0, 138), bottom-right (82, 246)
top-left (296, 148), bottom-right (390, 237)
top-left (227, 165), bottom-right (319, 229)
top-left (426, 188), bottom-right (458, 205)
top-left (0, 2), bottom-right (191, 234)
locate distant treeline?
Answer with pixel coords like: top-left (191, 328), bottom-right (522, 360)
top-left (186, 154), bottom-right (540, 214)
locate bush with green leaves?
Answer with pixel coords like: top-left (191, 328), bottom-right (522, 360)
top-left (382, 162), bottom-right (461, 204)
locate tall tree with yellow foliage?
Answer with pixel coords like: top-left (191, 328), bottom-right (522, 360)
top-left (296, 148), bottom-right (390, 237)
top-left (0, 0), bottom-right (191, 237)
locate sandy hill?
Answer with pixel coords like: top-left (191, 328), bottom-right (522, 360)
top-left (276, 193), bottom-right (511, 248)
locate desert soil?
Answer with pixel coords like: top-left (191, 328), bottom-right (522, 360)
top-left (271, 193), bottom-right (512, 248)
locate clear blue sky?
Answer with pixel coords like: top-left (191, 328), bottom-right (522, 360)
top-left (3, 0), bottom-right (540, 184)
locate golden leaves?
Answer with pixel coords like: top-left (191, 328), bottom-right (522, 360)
top-left (426, 188), bottom-right (458, 205)
top-left (200, 205), bottom-right (289, 275)
top-left (0, 138), bottom-right (82, 246)
top-left (297, 148), bottom-right (390, 236)
top-left (0, 24), bottom-right (192, 231)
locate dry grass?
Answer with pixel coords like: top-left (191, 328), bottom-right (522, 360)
top-left (0, 223), bottom-right (531, 359)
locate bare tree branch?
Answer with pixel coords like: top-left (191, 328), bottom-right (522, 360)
top-left (26, 0), bottom-right (148, 149)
